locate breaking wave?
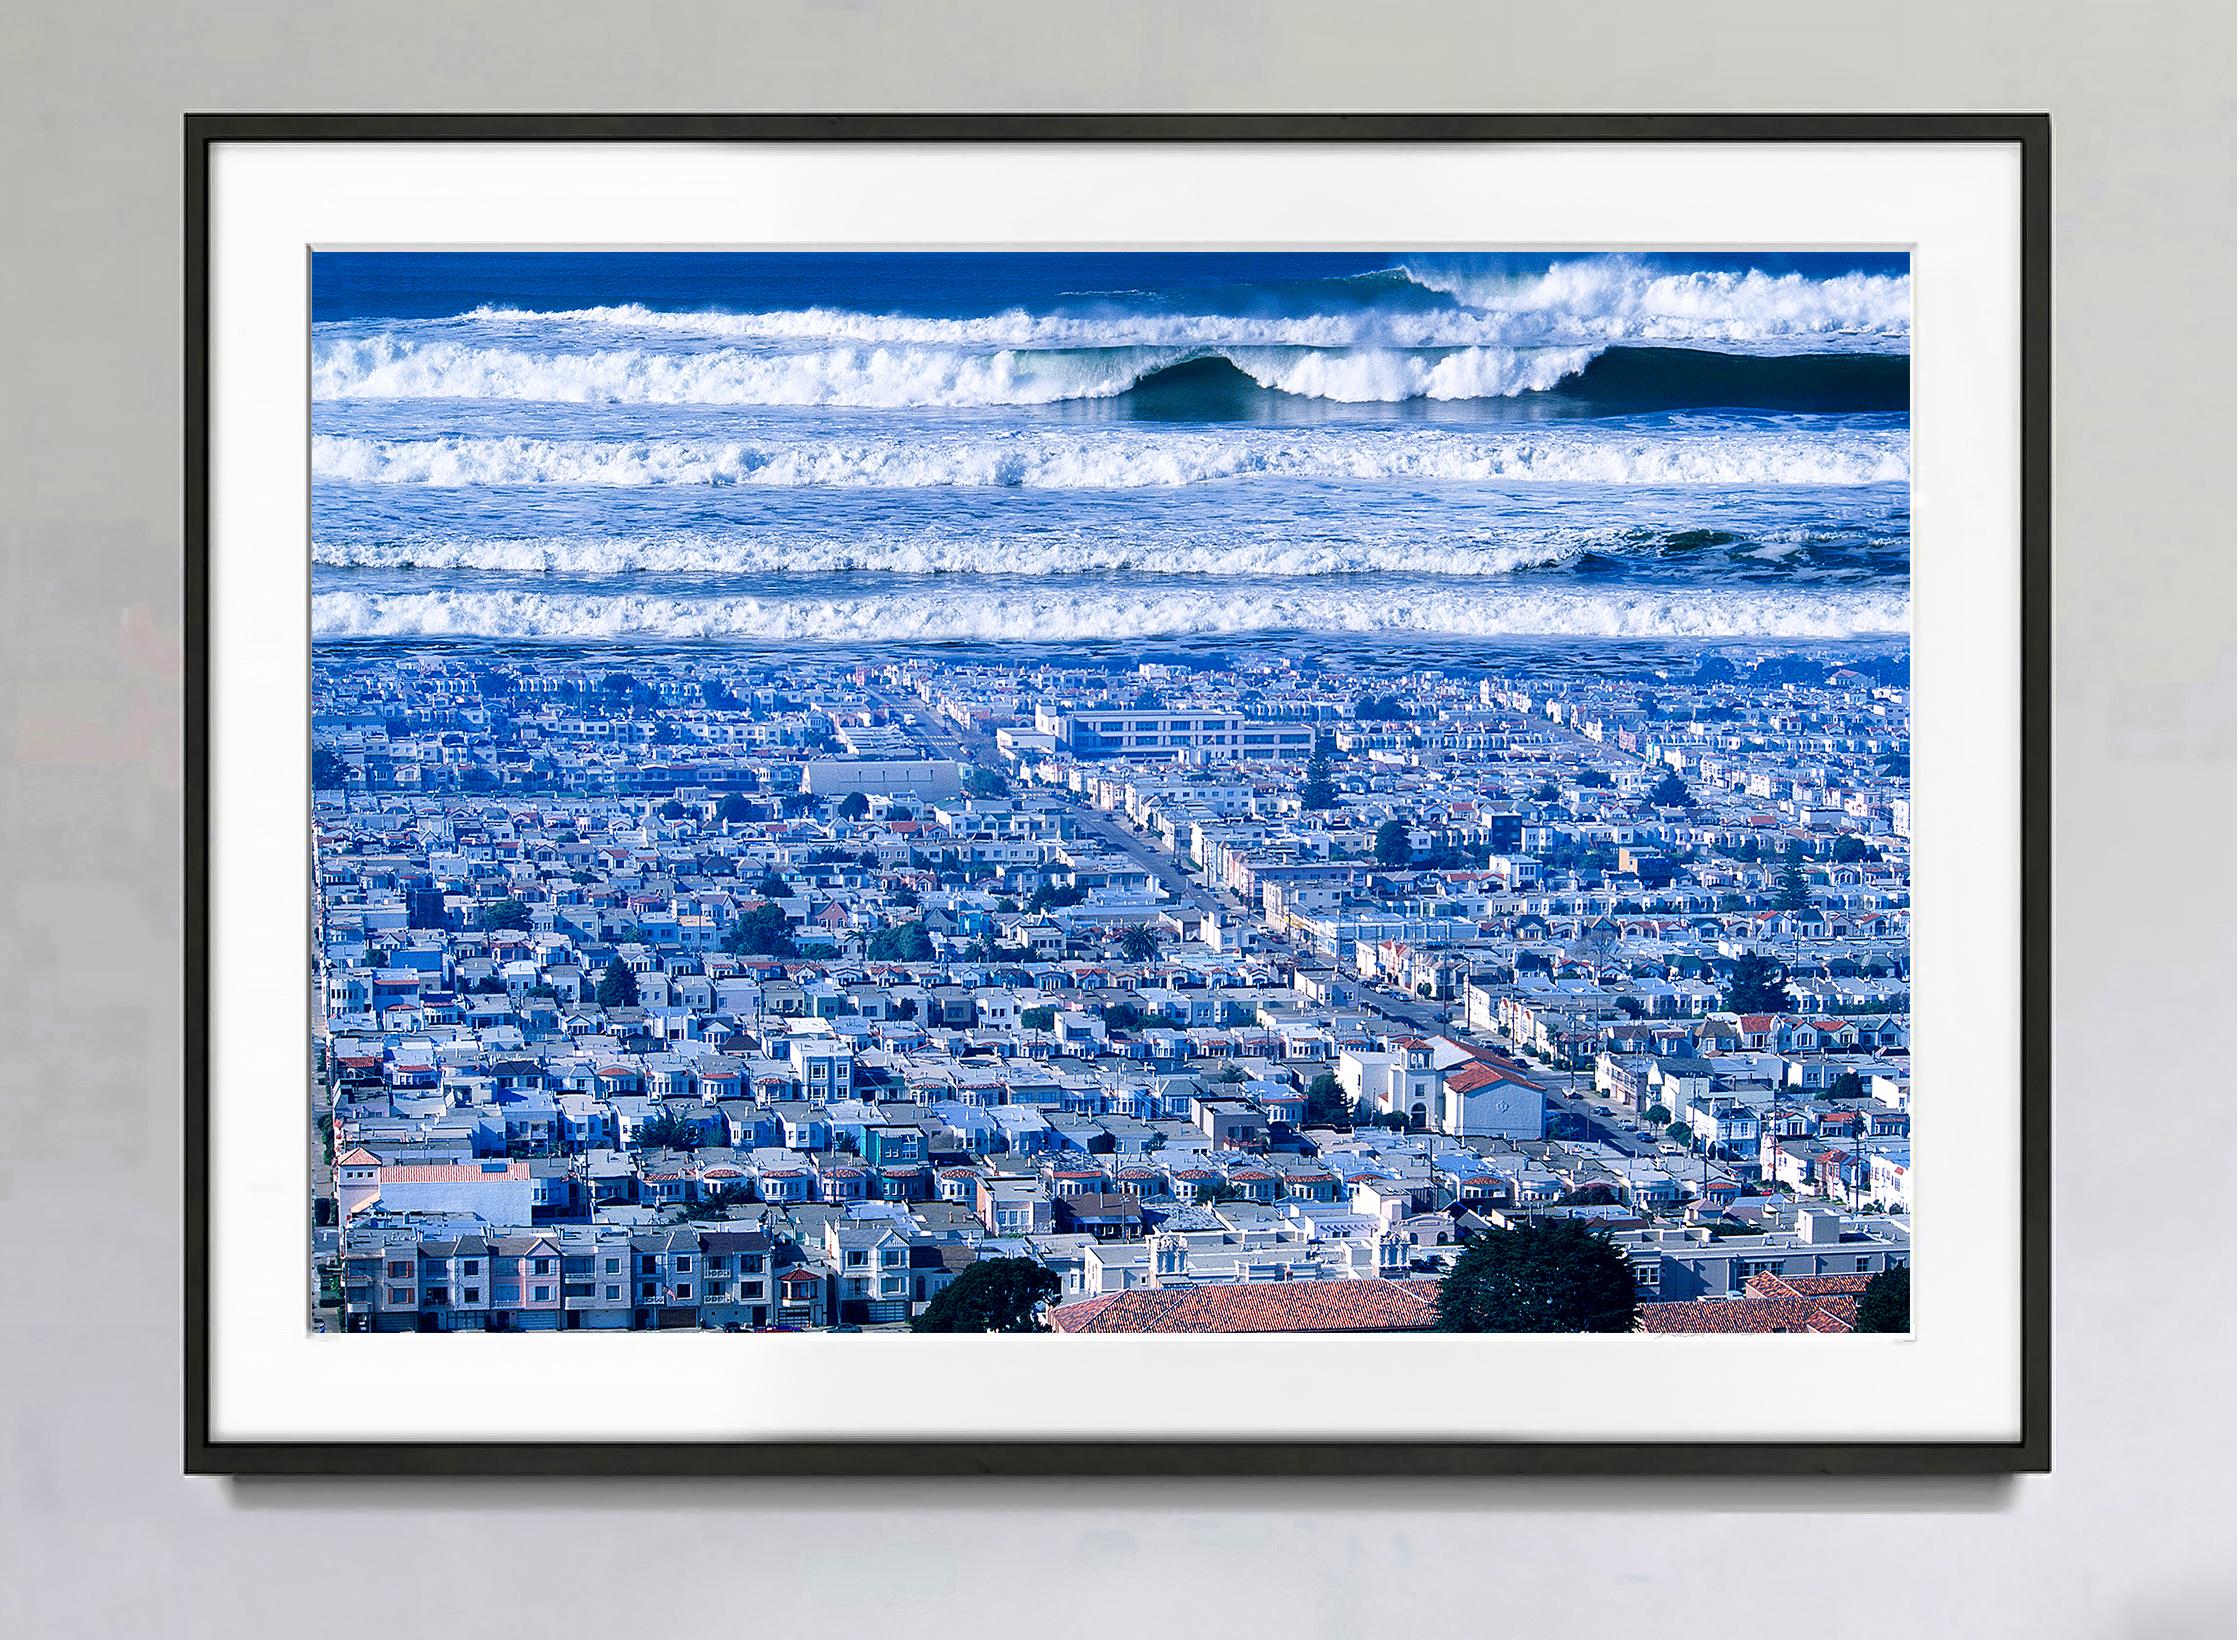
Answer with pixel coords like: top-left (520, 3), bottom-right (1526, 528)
top-left (312, 583), bottom-right (1910, 644)
top-left (311, 336), bottom-right (1605, 408)
top-left (311, 422), bottom-right (1909, 490)
top-left (1397, 259), bottom-right (1909, 350)
top-left (311, 532), bottom-right (1598, 579)
top-left (424, 257), bottom-right (1912, 352)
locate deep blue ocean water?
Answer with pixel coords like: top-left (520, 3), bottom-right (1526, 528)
top-left (309, 251), bottom-right (1911, 658)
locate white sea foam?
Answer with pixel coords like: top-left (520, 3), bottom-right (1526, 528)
top-left (312, 583), bottom-right (1910, 644)
top-left (461, 302), bottom-right (1514, 349)
top-left (1222, 345), bottom-right (1597, 402)
top-left (310, 335), bottom-right (1613, 408)
top-left (309, 532), bottom-right (1595, 579)
top-left (311, 336), bottom-right (1181, 407)
top-left (1399, 259), bottom-right (1912, 349)
top-left (312, 424), bottom-right (1910, 490)
top-left (438, 259), bottom-right (1910, 352)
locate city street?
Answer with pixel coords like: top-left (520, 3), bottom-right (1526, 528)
top-left (874, 686), bottom-right (1227, 917)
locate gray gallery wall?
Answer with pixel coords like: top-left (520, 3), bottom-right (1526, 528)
top-left (2, 4), bottom-right (2232, 1635)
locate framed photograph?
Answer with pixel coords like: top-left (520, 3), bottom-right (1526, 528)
top-left (187, 114), bottom-right (2049, 1475)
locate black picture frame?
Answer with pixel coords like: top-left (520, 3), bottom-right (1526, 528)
top-left (185, 111), bottom-right (2050, 1478)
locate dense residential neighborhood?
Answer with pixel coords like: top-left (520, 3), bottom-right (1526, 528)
top-left (313, 645), bottom-right (1913, 1335)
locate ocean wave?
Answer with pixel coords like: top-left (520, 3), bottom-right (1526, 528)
top-left (314, 335), bottom-right (1158, 407)
top-left (311, 583), bottom-right (1910, 644)
top-left (310, 335), bottom-right (1605, 407)
top-left (423, 257), bottom-right (1909, 353)
top-left (1399, 259), bottom-right (1911, 349)
top-left (309, 532), bottom-right (1601, 579)
top-left (1224, 345), bottom-right (1596, 401)
top-left (312, 424), bottom-right (1910, 490)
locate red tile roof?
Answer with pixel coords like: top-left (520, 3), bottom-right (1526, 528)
top-left (1636, 1292), bottom-right (1861, 1334)
top-left (379, 1162), bottom-right (528, 1184)
top-left (1445, 1059), bottom-right (1541, 1094)
top-left (1048, 1278), bottom-right (1442, 1335)
top-left (1746, 1271), bottom-right (1877, 1299)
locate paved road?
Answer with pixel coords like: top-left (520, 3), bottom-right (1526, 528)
top-left (872, 688), bottom-right (1229, 918)
top-left (1360, 987), bottom-right (1454, 1035)
top-left (1072, 808), bottom-right (1227, 917)
top-left (1546, 1085), bottom-right (1656, 1156)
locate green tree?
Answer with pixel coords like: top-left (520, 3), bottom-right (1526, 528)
top-left (716, 793), bottom-right (754, 823)
top-left (1116, 924), bottom-right (1160, 963)
top-left (1854, 1264), bottom-right (1911, 1332)
top-left (678, 1184), bottom-right (738, 1220)
top-left (964, 766), bottom-right (1010, 798)
top-left (478, 897), bottom-right (532, 933)
top-left (1642, 1103), bottom-right (1672, 1127)
top-left (754, 870), bottom-right (790, 899)
top-left (1372, 818), bottom-right (1413, 868)
top-left (311, 744), bottom-right (351, 790)
top-left (866, 921), bottom-right (935, 962)
top-left (723, 903), bottom-right (798, 958)
top-left (1647, 770), bottom-right (1694, 809)
top-left (635, 1105), bottom-right (699, 1151)
top-left (1827, 1070), bottom-right (1865, 1100)
top-left (1304, 1070), bottom-right (1351, 1127)
top-left (909, 1257), bottom-right (1061, 1333)
top-left (1774, 849), bottom-right (1814, 912)
top-left (1434, 1221), bottom-right (1638, 1333)
top-left (658, 798), bottom-right (687, 821)
top-left (1722, 952), bottom-right (1793, 1015)
top-left (1019, 1005), bottom-right (1058, 1031)
top-left (595, 959), bottom-right (639, 1009)
top-left (837, 791), bottom-right (871, 820)
top-left (1299, 754), bottom-right (1337, 811)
